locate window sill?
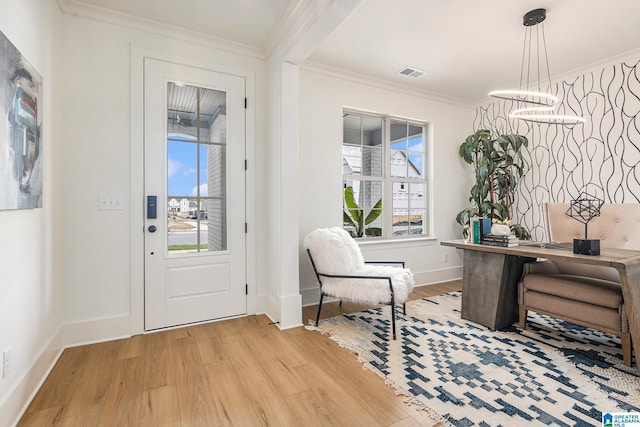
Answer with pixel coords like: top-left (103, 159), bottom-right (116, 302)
top-left (356, 235), bottom-right (439, 249)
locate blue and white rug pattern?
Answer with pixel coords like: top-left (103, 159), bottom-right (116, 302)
top-left (314, 292), bottom-right (640, 426)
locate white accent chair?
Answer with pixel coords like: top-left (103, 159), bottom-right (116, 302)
top-left (304, 227), bottom-right (414, 339)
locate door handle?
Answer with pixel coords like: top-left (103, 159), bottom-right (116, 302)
top-left (148, 225), bottom-right (157, 233)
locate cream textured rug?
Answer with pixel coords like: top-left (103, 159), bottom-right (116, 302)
top-left (311, 292), bottom-right (640, 426)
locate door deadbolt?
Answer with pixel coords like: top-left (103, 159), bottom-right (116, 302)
top-left (148, 225), bottom-right (157, 233)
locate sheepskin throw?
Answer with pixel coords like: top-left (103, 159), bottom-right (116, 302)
top-left (304, 227), bottom-right (414, 305)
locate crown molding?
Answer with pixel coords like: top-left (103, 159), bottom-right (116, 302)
top-left (301, 61), bottom-right (472, 108)
top-left (263, 0), bottom-right (320, 60)
top-left (475, 48), bottom-right (640, 107)
top-left (56, 0), bottom-right (265, 60)
top-left (264, 0), bottom-right (362, 65)
top-left (551, 48), bottom-right (640, 86)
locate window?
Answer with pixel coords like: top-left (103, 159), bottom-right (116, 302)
top-left (343, 110), bottom-right (428, 239)
top-left (166, 82), bottom-right (228, 253)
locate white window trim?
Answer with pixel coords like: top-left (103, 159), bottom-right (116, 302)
top-left (343, 109), bottom-right (431, 240)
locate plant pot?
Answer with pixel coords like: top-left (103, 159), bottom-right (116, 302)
top-left (490, 223), bottom-right (511, 236)
top-left (462, 227), bottom-right (470, 243)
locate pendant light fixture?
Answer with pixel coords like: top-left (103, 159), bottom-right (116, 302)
top-left (489, 8), bottom-right (585, 125)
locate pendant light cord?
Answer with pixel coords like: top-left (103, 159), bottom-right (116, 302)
top-left (519, 24), bottom-right (528, 91)
top-left (490, 8), bottom-right (585, 125)
top-left (541, 22), bottom-right (553, 95)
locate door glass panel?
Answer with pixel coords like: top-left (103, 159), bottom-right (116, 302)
top-left (167, 140), bottom-right (197, 196)
top-left (206, 141), bottom-right (227, 252)
top-left (166, 82), bottom-right (227, 253)
top-left (198, 144), bottom-right (210, 197)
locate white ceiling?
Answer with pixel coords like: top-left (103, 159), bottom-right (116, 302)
top-left (73, 0), bottom-right (294, 48)
top-left (64, 0), bottom-right (640, 104)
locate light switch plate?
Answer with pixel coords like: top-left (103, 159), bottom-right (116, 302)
top-left (3, 347), bottom-right (12, 379)
top-left (98, 194), bottom-right (123, 210)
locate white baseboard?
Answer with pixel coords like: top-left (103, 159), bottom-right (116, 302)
top-left (277, 294), bottom-right (303, 330)
top-left (1, 327), bottom-right (63, 427)
top-left (300, 286), bottom-right (321, 307)
top-left (4, 268), bottom-right (461, 427)
top-left (64, 314), bottom-right (133, 348)
top-left (263, 293), bottom-right (303, 330)
top-left (413, 266), bottom-right (462, 287)
top-left (300, 266), bottom-right (462, 306)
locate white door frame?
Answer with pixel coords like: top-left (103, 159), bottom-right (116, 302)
top-left (130, 45), bottom-right (257, 335)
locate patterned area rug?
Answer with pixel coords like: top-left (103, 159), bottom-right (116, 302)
top-left (311, 292), bottom-right (640, 426)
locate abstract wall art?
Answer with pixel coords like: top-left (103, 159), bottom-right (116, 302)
top-left (0, 29), bottom-right (43, 210)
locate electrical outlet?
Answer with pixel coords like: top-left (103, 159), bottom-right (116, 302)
top-left (443, 253), bottom-right (449, 263)
top-left (3, 347), bottom-right (12, 379)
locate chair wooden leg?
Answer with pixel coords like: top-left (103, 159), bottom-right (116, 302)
top-left (315, 293), bottom-right (324, 327)
top-left (519, 305), bottom-right (527, 330)
top-left (621, 332), bottom-right (632, 367)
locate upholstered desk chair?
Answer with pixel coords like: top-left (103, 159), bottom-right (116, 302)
top-left (519, 203), bottom-right (637, 366)
top-left (304, 227), bottom-right (414, 339)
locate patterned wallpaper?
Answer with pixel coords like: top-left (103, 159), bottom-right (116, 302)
top-left (473, 57), bottom-right (640, 241)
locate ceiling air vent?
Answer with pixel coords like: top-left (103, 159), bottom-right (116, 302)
top-left (398, 67), bottom-right (425, 78)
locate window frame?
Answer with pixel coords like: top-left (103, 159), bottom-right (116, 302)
top-left (342, 109), bottom-right (430, 240)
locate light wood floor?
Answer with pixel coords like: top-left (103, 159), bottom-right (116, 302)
top-left (18, 280), bottom-right (461, 427)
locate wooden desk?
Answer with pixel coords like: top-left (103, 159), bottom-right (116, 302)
top-left (441, 240), bottom-right (640, 369)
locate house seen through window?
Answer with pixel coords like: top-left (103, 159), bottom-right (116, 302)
top-left (343, 110), bottom-right (428, 239)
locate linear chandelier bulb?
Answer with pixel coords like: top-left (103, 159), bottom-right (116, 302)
top-left (511, 106), bottom-right (555, 114)
top-left (509, 107), bottom-right (586, 125)
top-left (488, 90), bottom-right (558, 106)
top-left (489, 8), bottom-right (584, 126)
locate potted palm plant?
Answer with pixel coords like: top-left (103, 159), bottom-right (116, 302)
top-left (456, 129), bottom-right (531, 240)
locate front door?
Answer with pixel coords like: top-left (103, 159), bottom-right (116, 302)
top-left (144, 58), bottom-right (246, 330)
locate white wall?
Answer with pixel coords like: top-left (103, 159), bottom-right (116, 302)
top-left (0, 3), bottom-right (475, 421)
top-left (56, 15), bottom-right (264, 340)
top-left (0, 1), bottom-right (64, 425)
top-left (58, 14), bottom-right (133, 336)
top-left (298, 68), bottom-right (474, 305)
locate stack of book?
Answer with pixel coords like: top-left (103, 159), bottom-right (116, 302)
top-left (481, 234), bottom-right (519, 247)
top-left (469, 217), bottom-right (492, 244)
